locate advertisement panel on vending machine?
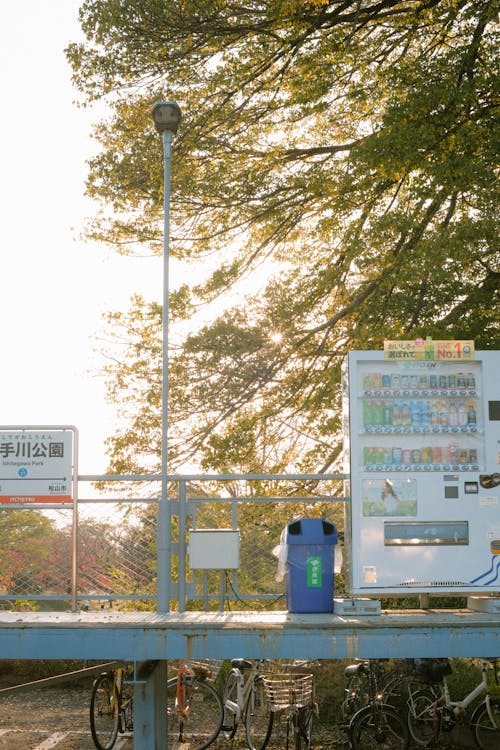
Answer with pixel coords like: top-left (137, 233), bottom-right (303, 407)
top-left (342, 342), bottom-right (500, 595)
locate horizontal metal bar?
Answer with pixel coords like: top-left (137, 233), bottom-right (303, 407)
top-left (186, 495), bottom-right (348, 504)
top-left (0, 504), bottom-right (74, 510)
top-left (77, 497), bottom-right (159, 504)
top-left (78, 472), bottom-right (346, 482)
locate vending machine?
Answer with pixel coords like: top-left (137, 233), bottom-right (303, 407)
top-left (342, 344), bottom-right (500, 595)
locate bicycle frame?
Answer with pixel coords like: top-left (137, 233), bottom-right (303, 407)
top-left (175, 659), bottom-right (193, 718)
top-left (225, 660), bottom-right (263, 723)
top-left (408, 659), bottom-right (491, 720)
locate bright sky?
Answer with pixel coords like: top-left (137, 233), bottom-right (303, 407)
top-left (0, 1), bottom-right (162, 474)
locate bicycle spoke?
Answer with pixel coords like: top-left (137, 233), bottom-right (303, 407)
top-left (350, 705), bottom-right (409, 750)
top-left (473, 699), bottom-right (500, 750)
top-left (167, 675), bottom-right (223, 750)
top-left (245, 676), bottom-right (273, 750)
top-left (407, 690), bottom-right (437, 746)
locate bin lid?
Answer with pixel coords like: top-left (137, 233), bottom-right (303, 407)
top-left (286, 518), bottom-right (338, 545)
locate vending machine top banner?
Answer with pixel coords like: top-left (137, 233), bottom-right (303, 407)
top-left (384, 339), bottom-right (475, 361)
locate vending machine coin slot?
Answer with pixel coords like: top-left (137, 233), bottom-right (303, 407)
top-left (464, 482), bottom-right (478, 494)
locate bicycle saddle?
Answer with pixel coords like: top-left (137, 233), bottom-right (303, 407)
top-left (231, 659), bottom-right (253, 670)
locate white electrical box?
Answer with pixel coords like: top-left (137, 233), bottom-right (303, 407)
top-left (334, 598), bottom-right (382, 616)
top-left (342, 346), bottom-right (500, 596)
top-left (188, 529), bottom-right (240, 570)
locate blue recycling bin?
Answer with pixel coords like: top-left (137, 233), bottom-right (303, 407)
top-left (285, 518), bottom-right (337, 613)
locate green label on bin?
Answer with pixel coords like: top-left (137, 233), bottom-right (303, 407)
top-left (307, 556), bottom-right (322, 587)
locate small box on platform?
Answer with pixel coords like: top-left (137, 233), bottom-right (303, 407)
top-left (334, 598), bottom-right (381, 616)
top-left (467, 596), bottom-right (500, 614)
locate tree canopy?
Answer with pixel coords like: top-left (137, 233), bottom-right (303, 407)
top-left (67, 0), bottom-right (499, 476)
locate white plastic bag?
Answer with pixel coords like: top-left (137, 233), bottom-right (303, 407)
top-left (272, 526), bottom-right (288, 582)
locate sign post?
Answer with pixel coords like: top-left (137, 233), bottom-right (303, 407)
top-left (0, 426), bottom-right (76, 504)
top-left (0, 426), bottom-right (79, 610)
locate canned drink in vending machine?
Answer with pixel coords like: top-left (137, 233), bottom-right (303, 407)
top-left (431, 446), bottom-right (443, 464)
top-left (383, 402), bottom-right (392, 425)
top-left (383, 448), bottom-right (392, 464)
top-left (421, 447), bottom-right (432, 464)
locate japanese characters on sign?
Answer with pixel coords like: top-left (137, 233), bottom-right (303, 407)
top-left (0, 429), bottom-right (75, 504)
top-left (384, 339), bottom-right (475, 361)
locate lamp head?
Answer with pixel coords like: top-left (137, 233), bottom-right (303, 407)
top-left (151, 101), bottom-right (182, 134)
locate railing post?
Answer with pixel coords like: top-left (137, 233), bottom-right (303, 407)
top-left (178, 478), bottom-right (187, 612)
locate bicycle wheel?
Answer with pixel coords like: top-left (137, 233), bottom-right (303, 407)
top-left (342, 673), bottom-right (370, 724)
top-left (245, 675), bottom-right (274, 750)
top-left (472, 698), bottom-right (500, 750)
top-left (296, 704), bottom-right (314, 750)
top-left (166, 675), bottom-right (223, 750)
top-left (350, 704), bottom-right (410, 750)
top-left (90, 673), bottom-right (120, 750)
top-left (407, 689), bottom-right (436, 746)
top-left (222, 669), bottom-right (239, 739)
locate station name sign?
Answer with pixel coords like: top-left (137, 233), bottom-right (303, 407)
top-left (384, 339), bottom-right (475, 362)
top-left (0, 427), bottom-right (76, 504)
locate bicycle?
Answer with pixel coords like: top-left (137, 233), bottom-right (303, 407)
top-left (166, 659), bottom-right (224, 749)
top-left (90, 664), bottom-right (134, 750)
top-left (90, 660), bottom-right (223, 750)
top-left (346, 660), bottom-right (410, 750)
top-left (262, 670), bottom-right (316, 749)
top-left (407, 657), bottom-right (500, 749)
top-left (341, 659), bottom-right (409, 728)
top-left (222, 658), bottom-right (273, 750)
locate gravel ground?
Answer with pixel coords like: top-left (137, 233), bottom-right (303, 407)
top-left (0, 685), bottom-right (473, 749)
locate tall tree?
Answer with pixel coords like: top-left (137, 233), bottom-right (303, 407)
top-left (67, 0), bottom-right (499, 475)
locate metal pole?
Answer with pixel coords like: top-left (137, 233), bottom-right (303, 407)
top-left (70, 427), bottom-right (79, 611)
top-left (157, 128), bottom-right (173, 613)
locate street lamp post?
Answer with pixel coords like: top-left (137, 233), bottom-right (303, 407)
top-left (151, 100), bottom-right (182, 613)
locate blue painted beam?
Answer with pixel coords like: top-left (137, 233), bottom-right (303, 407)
top-left (0, 610), bottom-right (498, 660)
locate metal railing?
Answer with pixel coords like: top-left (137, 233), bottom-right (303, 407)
top-left (0, 473), bottom-right (346, 612)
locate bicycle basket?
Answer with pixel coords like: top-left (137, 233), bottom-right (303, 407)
top-left (185, 659), bottom-right (223, 681)
top-left (412, 658), bottom-right (452, 683)
top-left (262, 674), bottom-right (314, 711)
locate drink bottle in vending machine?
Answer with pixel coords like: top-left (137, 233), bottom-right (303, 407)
top-left (342, 348), bottom-right (500, 595)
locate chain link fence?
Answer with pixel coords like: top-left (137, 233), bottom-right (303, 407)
top-left (0, 474), bottom-right (346, 611)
